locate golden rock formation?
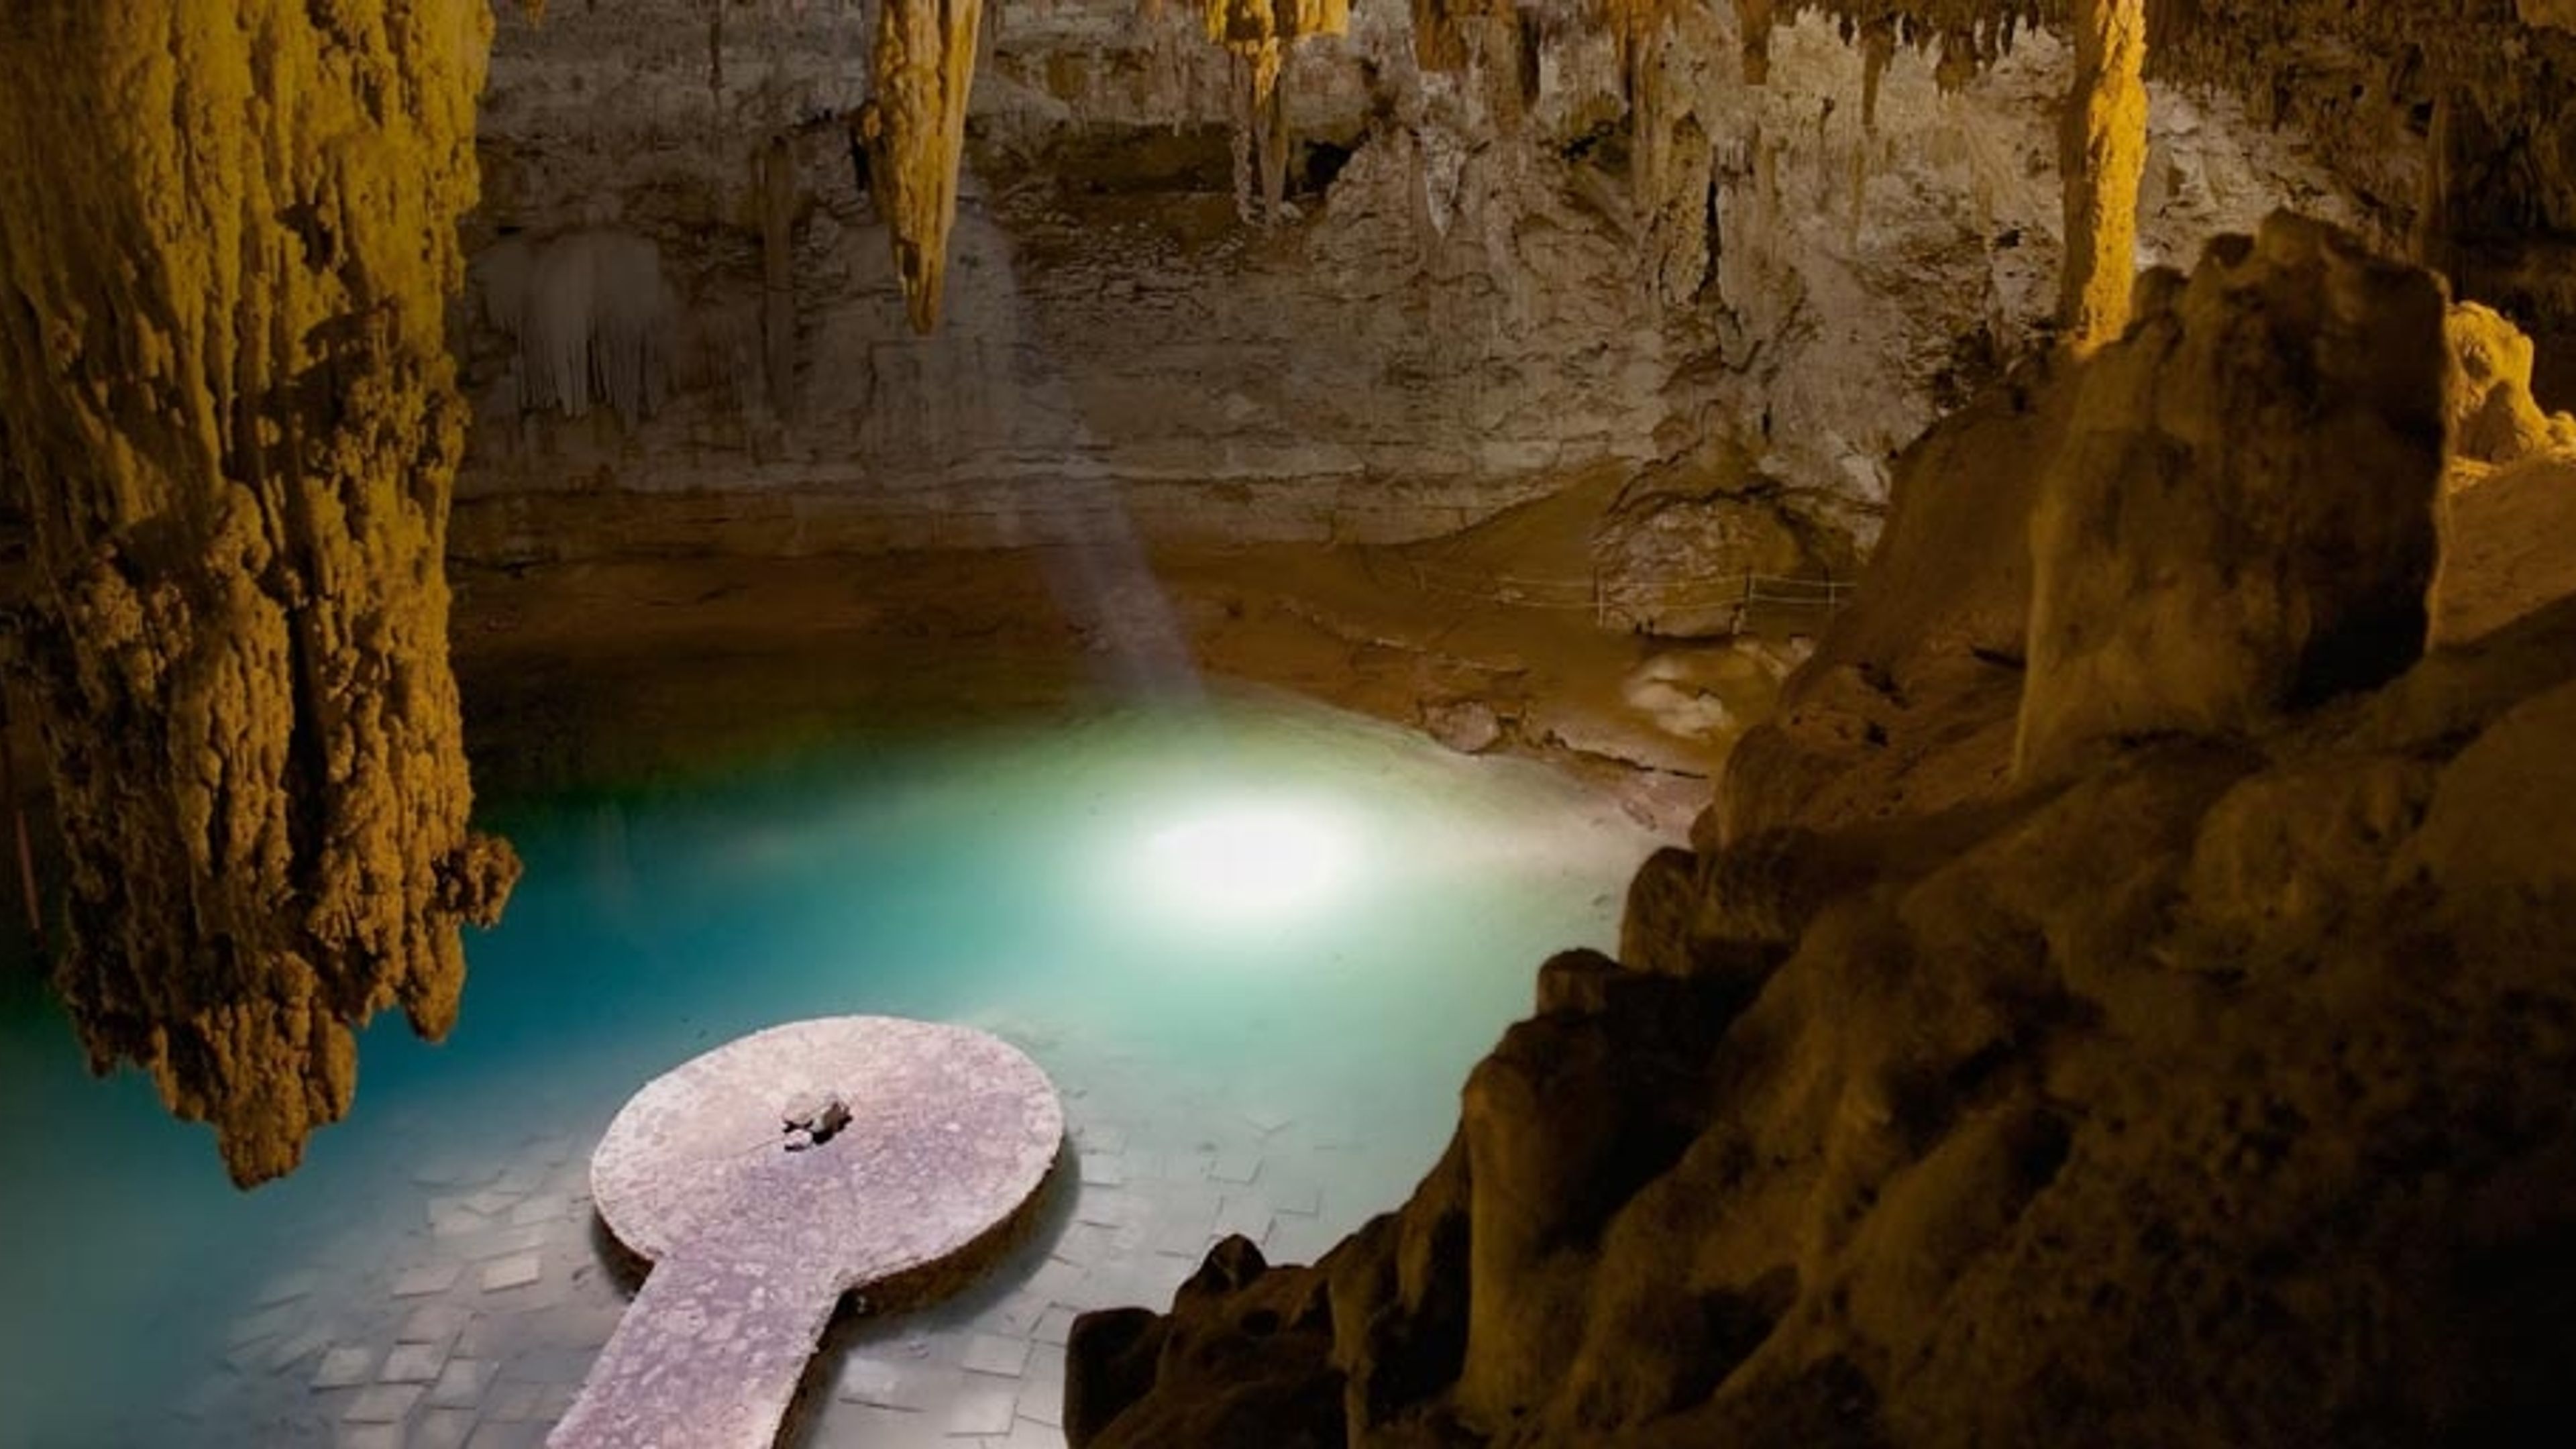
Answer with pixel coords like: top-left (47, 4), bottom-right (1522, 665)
top-left (1207, 0), bottom-right (1351, 101)
top-left (0, 2), bottom-right (519, 1186)
top-left (861, 0), bottom-right (985, 334)
top-left (1205, 1), bottom-right (1352, 221)
top-left (1732, 0), bottom-right (1778, 83)
top-left (2057, 0), bottom-right (2147, 349)
top-left (2019, 215), bottom-right (2444, 779)
top-left (2447, 302), bottom-right (2576, 471)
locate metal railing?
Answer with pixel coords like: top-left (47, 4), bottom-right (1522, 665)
top-left (1369, 549), bottom-right (1856, 633)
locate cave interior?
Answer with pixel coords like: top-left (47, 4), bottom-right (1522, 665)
top-left (3, 1), bottom-right (2576, 1446)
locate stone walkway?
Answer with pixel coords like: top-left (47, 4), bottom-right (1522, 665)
top-left (168, 1024), bottom-right (1386, 1448)
top-left (554, 1018), bottom-right (1063, 1449)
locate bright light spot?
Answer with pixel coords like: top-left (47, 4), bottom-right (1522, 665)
top-left (1136, 801), bottom-right (1350, 923)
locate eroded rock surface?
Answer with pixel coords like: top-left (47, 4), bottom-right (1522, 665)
top-left (452, 1), bottom-right (2354, 561)
top-left (0, 3), bottom-right (519, 1185)
top-left (2017, 215), bottom-right (2446, 780)
top-left (2436, 302), bottom-right (2576, 647)
top-left (1065, 219), bottom-right (2576, 1446)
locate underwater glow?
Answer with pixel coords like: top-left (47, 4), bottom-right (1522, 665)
top-left (1138, 799), bottom-right (1350, 922)
top-left (0, 694), bottom-right (1656, 1446)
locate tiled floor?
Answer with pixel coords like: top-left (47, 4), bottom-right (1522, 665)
top-left (170, 1035), bottom-right (1395, 1448)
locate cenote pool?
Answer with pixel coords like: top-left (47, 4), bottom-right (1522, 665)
top-left (0, 690), bottom-right (1660, 1448)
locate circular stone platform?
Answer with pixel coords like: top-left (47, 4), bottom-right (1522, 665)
top-left (590, 1015), bottom-right (1063, 1274)
top-left (553, 1017), bottom-right (1063, 1449)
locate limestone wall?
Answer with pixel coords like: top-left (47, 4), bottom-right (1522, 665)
top-left (449, 0), bottom-right (2353, 562)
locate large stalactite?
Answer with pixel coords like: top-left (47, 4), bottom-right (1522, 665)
top-left (2059, 0), bottom-right (2147, 348)
top-left (0, 2), bottom-right (519, 1186)
top-left (861, 0), bottom-right (986, 334)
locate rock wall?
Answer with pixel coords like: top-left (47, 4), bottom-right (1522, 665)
top-left (2144, 0), bottom-right (2576, 406)
top-left (0, 3), bottom-right (519, 1185)
top-left (1062, 216), bottom-right (2576, 1446)
top-left (449, 0), bottom-right (2353, 562)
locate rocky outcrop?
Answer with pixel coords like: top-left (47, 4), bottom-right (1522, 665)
top-left (2434, 303), bottom-right (2576, 647)
top-left (1589, 444), bottom-right (1840, 637)
top-left (2017, 215), bottom-right (2446, 780)
top-left (1064, 217), bottom-right (2576, 1445)
top-left (2447, 302), bottom-right (2576, 469)
top-left (0, 3), bottom-right (519, 1185)
top-left (1205, 0), bottom-right (1353, 220)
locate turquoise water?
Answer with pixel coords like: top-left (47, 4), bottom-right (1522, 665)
top-left (0, 691), bottom-right (1657, 1447)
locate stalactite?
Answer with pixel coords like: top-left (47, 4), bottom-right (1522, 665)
top-left (1204, 1), bottom-right (1352, 224)
top-left (1411, 0), bottom-right (1502, 74)
top-left (1860, 19), bottom-right (1896, 128)
top-left (861, 0), bottom-right (985, 333)
top-left (1598, 0), bottom-right (1672, 101)
top-left (1756, 3), bottom-right (2061, 90)
top-left (477, 230), bottom-right (677, 426)
top-left (2412, 91), bottom-right (2456, 280)
top-left (2059, 0), bottom-right (2149, 350)
top-left (1736, 0), bottom-right (1777, 83)
top-left (0, 2), bottom-right (521, 1186)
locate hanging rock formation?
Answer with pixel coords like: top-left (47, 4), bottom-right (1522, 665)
top-left (475, 228), bottom-right (679, 425)
top-left (1725, 3), bottom-right (2141, 349)
top-left (861, 0), bottom-right (986, 334)
top-left (0, 3), bottom-right (520, 1186)
top-left (1065, 216), bottom-right (2576, 1445)
top-left (2056, 0), bottom-right (2146, 347)
top-left (1749, 3), bottom-right (2059, 90)
top-left (1205, 0), bottom-right (1353, 221)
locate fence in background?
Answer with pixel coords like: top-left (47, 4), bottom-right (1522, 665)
top-left (1369, 551), bottom-right (1856, 635)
